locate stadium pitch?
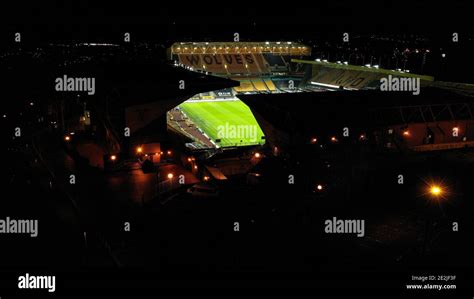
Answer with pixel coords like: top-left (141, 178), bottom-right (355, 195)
top-left (179, 99), bottom-right (265, 148)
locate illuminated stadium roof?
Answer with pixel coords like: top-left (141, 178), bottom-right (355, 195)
top-left (170, 41), bottom-right (311, 55)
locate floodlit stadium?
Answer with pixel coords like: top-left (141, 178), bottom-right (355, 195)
top-left (167, 41), bottom-right (312, 150)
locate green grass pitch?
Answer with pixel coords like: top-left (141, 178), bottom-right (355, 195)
top-left (179, 100), bottom-right (265, 148)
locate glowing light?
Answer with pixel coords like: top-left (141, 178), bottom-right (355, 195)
top-left (254, 152), bottom-right (261, 158)
top-left (311, 138), bottom-right (317, 144)
top-left (64, 135), bottom-right (71, 141)
top-left (110, 155), bottom-right (117, 161)
top-left (136, 147), bottom-right (143, 153)
top-left (317, 184), bottom-right (323, 191)
top-left (167, 150), bottom-right (172, 155)
top-left (430, 185), bottom-right (442, 196)
top-left (403, 130), bottom-right (410, 136)
top-left (331, 136), bottom-right (337, 142)
top-left (167, 173), bottom-right (174, 179)
top-left (203, 176), bottom-right (210, 181)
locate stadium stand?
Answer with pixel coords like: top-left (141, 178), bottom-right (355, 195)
top-left (178, 54), bottom-right (270, 75)
top-left (252, 79), bottom-right (269, 92)
top-left (234, 80), bottom-right (256, 93)
top-left (263, 79), bottom-right (277, 91)
top-left (263, 54), bottom-right (286, 68)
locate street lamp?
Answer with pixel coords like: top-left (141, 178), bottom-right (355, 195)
top-left (428, 184), bottom-right (445, 200)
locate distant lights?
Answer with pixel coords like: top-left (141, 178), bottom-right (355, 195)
top-left (403, 130), bottom-right (410, 136)
top-left (254, 152), bottom-right (261, 158)
top-left (136, 147), bottom-right (143, 153)
top-left (110, 155), bottom-right (117, 161)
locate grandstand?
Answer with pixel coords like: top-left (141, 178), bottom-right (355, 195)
top-left (169, 41), bottom-right (311, 76)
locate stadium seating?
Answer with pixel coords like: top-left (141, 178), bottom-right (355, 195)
top-left (263, 54), bottom-right (287, 67)
top-left (234, 81), bottom-right (256, 93)
top-left (177, 53), bottom-right (270, 75)
top-left (252, 79), bottom-right (269, 92)
top-left (263, 79), bottom-right (277, 91)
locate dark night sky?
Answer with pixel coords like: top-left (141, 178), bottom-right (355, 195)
top-left (0, 1), bottom-right (473, 43)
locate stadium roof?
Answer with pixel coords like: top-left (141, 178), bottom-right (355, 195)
top-left (170, 41), bottom-right (311, 55)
